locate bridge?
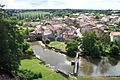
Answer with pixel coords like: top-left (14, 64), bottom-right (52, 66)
top-left (73, 52), bottom-right (80, 76)
top-left (72, 45), bottom-right (82, 76)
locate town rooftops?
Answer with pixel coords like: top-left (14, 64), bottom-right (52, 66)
top-left (110, 32), bottom-right (120, 36)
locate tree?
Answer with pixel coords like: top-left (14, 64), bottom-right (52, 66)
top-left (0, 5), bottom-right (25, 71)
top-left (66, 39), bottom-right (79, 57)
top-left (0, 5), bottom-right (5, 18)
top-left (100, 33), bottom-right (110, 53)
top-left (82, 31), bottom-right (100, 57)
top-left (110, 44), bottom-right (119, 55)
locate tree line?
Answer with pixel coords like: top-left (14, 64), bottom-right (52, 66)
top-left (66, 31), bottom-right (120, 58)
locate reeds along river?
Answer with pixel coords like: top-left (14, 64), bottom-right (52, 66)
top-left (31, 41), bottom-right (120, 76)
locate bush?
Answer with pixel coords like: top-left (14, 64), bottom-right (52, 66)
top-left (110, 45), bottom-right (120, 55)
top-left (33, 72), bottom-right (42, 79)
top-left (66, 40), bottom-right (79, 57)
top-left (25, 48), bottom-right (34, 55)
top-left (22, 42), bottom-right (30, 52)
top-left (45, 39), bottom-right (50, 44)
top-left (18, 69), bottom-right (42, 80)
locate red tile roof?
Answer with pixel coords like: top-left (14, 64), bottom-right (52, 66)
top-left (111, 32), bottom-right (120, 36)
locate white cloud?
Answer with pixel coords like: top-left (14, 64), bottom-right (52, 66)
top-left (64, 0), bottom-right (120, 9)
top-left (1, 0), bottom-right (34, 9)
top-left (0, 0), bottom-right (120, 9)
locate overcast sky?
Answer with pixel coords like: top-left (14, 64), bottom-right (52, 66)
top-left (1, 0), bottom-right (120, 10)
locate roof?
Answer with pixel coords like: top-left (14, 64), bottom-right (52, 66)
top-left (111, 32), bottom-right (120, 36)
top-left (81, 23), bottom-right (96, 28)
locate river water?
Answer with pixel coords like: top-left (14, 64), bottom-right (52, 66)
top-left (31, 41), bottom-right (120, 76)
top-left (31, 41), bottom-right (74, 74)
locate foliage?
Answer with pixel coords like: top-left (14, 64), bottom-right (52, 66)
top-left (66, 40), bottom-right (79, 56)
top-left (53, 11), bottom-right (71, 18)
top-left (24, 27), bottom-right (35, 36)
top-left (49, 41), bottom-right (67, 52)
top-left (18, 69), bottom-right (42, 80)
top-left (14, 11), bottom-right (51, 21)
top-left (19, 59), bottom-right (68, 80)
top-left (110, 44), bottom-right (119, 55)
top-left (82, 31), bottom-right (100, 57)
top-left (21, 42), bottom-right (33, 59)
top-left (25, 48), bottom-right (34, 55)
top-left (0, 6), bottom-right (30, 71)
top-left (44, 22), bottom-right (51, 26)
top-left (0, 5), bottom-right (5, 18)
top-left (45, 39), bottom-right (50, 44)
top-left (0, 19), bottom-right (25, 71)
top-left (22, 42), bottom-right (30, 52)
top-left (99, 33), bottom-right (110, 53)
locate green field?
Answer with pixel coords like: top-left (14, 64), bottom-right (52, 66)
top-left (19, 58), bottom-right (68, 80)
top-left (48, 41), bottom-right (67, 52)
top-left (15, 11), bottom-right (51, 20)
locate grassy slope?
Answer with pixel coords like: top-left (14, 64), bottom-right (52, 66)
top-left (19, 58), bottom-right (68, 80)
top-left (48, 41), bottom-right (67, 52)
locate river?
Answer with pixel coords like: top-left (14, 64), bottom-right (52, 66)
top-left (31, 41), bottom-right (74, 74)
top-left (31, 41), bottom-right (120, 76)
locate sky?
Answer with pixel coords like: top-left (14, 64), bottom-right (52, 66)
top-left (0, 0), bottom-right (120, 10)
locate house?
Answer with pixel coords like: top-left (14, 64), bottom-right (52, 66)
top-left (43, 18), bottom-right (64, 25)
top-left (91, 24), bottom-right (107, 37)
top-left (42, 29), bottom-right (53, 42)
top-left (110, 32), bottom-right (120, 42)
top-left (28, 31), bottom-right (37, 41)
top-left (64, 18), bottom-right (76, 24)
top-left (32, 24), bottom-right (68, 42)
top-left (80, 23), bottom-right (96, 33)
top-left (63, 27), bottom-right (76, 41)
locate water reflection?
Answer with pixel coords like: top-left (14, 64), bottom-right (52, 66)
top-left (79, 58), bottom-right (93, 75)
top-left (79, 56), bottom-right (120, 76)
top-left (98, 57), bottom-right (111, 74)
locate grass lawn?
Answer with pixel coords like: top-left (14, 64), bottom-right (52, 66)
top-left (19, 58), bottom-right (68, 80)
top-left (48, 41), bottom-right (67, 52)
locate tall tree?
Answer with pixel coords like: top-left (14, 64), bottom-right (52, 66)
top-left (0, 5), bottom-right (25, 71)
top-left (82, 31), bottom-right (100, 57)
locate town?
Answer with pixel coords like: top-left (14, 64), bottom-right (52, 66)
top-left (1, 3), bottom-right (120, 80)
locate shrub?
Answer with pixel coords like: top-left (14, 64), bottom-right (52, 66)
top-left (45, 39), bottom-right (50, 44)
top-left (18, 69), bottom-right (42, 80)
top-left (66, 40), bottom-right (79, 57)
top-left (25, 48), bottom-right (34, 55)
top-left (110, 44), bottom-right (120, 55)
top-left (22, 42), bottom-right (30, 52)
top-left (33, 72), bottom-right (42, 79)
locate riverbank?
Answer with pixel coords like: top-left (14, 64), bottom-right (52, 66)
top-left (19, 58), bottom-right (120, 80)
top-left (37, 41), bottom-right (68, 54)
top-left (19, 58), bottom-right (68, 80)
top-left (30, 41), bottom-right (73, 77)
top-left (31, 41), bottom-right (120, 77)
top-left (48, 41), bottom-right (67, 52)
